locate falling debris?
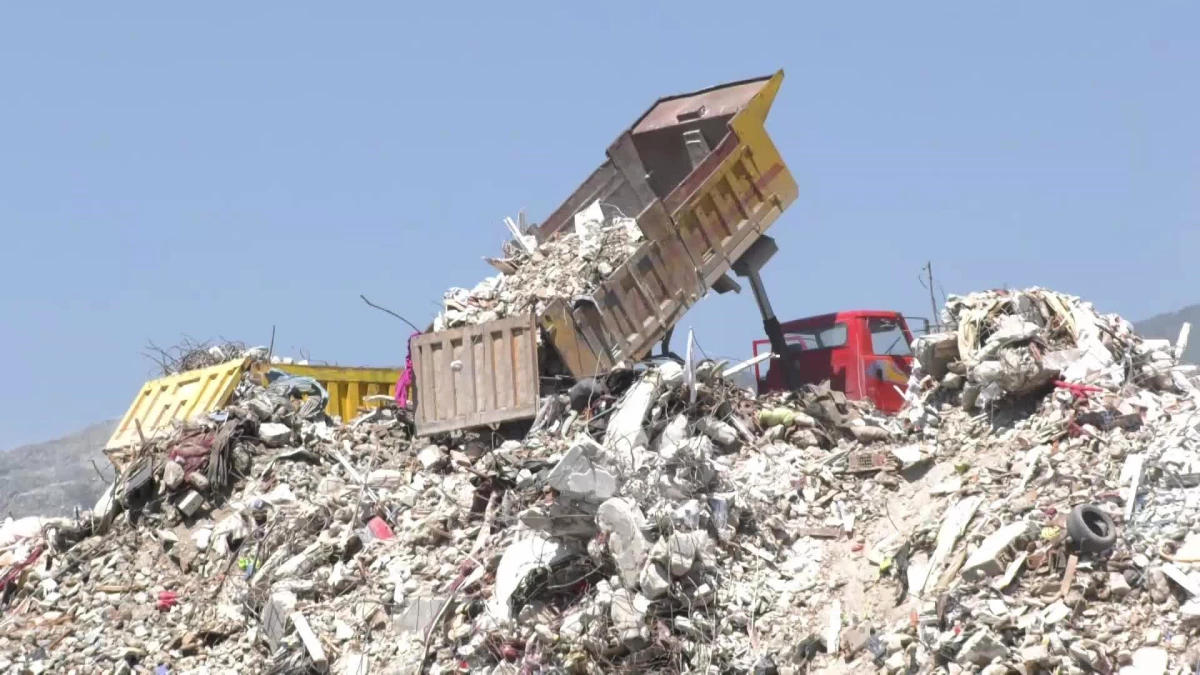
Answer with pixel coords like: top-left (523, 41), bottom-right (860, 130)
top-left (434, 205), bottom-right (643, 331)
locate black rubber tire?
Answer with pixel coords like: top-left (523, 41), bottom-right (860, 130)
top-left (1067, 504), bottom-right (1117, 553)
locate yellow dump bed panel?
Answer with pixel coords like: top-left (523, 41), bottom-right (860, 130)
top-left (254, 363), bottom-right (403, 422)
top-left (106, 357), bottom-right (249, 451)
top-left (544, 71), bottom-right (798, 375)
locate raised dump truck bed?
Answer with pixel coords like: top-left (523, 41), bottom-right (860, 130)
top-left (412, 70), bottom-right (798, 435)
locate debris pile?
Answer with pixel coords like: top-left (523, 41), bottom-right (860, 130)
top-left (4, 287), bottom-right (1200, 674)
top-left (435, 203), bottom-right (642, 330)
top-left (910, 288), bottom-right (1194, 410)
top-left (143, 340), bottom-right (266, 377)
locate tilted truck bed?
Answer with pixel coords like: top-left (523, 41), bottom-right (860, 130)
top-left (412, 70), bottom-right (798, 435)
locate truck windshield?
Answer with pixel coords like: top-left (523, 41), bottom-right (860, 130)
top-left (785, 323), bottom-right (847, 351)
top-left (869, 318), bottom-right (913, 356)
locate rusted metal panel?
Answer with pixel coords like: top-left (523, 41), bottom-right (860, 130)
top-left (631, 75), bottom-right (778, 134)
top-left (537, 161), bottom-right (646, 244)
top-left (538, 71), bottom-right (793, 244)
top-left (541, 299), bottom-right (615, 379)
top-left (411, 314), bottom-right (539, 436)
top-left (106, 357), bottom-right (250, 452)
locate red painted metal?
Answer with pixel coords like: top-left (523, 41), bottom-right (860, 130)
top-left (753, 310), bottom-right (916, 413)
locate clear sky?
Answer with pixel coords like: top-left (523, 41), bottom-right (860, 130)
top-left (2, 3), bottom-right (1197, 450)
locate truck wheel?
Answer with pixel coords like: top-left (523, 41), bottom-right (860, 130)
top-left (1067, 504), bottom-right (1116, 553)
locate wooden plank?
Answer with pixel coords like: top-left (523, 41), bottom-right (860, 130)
top-left (1058, 554), bottom-right (1079, 599)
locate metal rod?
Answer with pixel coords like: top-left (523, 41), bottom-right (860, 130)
top-left (925, 262), bottom-right (939, 331)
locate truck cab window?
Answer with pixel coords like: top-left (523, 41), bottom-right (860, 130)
top-left (785, 323), bottom-right (848, 351)
top-left (869, 318), bottom-right (912, 356)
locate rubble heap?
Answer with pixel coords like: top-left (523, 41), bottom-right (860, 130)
top-left (435, 205), bottom-right (642, 330)
top-left (911, 288), bottom-right (1191, 409)
top-left (4, 287), bottom-right (1200, 675)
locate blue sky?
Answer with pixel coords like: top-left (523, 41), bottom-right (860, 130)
top-left (2, 3), bottom-right (1197, 449)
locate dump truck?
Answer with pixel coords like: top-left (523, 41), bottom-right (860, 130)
top-left (411, 70), bottom-right (801, 435)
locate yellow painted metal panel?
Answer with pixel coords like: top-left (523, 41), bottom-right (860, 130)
top-left (548, 71), bottom-right (798, 376)
top-left (251, 363), bottom-right (403, 422)
top-left (105, 357), bottom-right (250, 452)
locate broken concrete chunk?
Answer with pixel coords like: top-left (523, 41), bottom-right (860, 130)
top-left (1160, 562), bottom-right (1200, 597)
top-left (653, 415), bottom-right (688, 460)
top-left (544, 438), bottom-right (618, 503)
top-left (913, 333), bottom-right (960, 379)
top-left (961, 521), bottom-right (1028, 582)
top-left (957, 629), bottom-right (1009, 666)
top-left (1180, 598), bottom-right (1200, 626)
top-left (696, 417), bottom-right (737, 447)
top-left (395, 596), bottom-right (447, 635)
top-left (186, 471), bottom-right (210, 490)
top-left (665, 531), bottom-right (709, 576)
top-left (177, 491), bottom-right (205, 517)
top-left (597, 498), bottom-right (648, 589)
top-left (488, 533), bottom-right (568, 621)
top-left (339, 653), bottom-right (369, 675)
top-left (365, 469), bottom-right (404, 489)
top-left (1021, 644), bottom-right (1049, 668)
top-left (258, 422), bottom-right (292, 447)
top-left (416, 446), bottom-right (446, 470)
top-left (161, 460), bottom-right (185, 490)
top-left (1108, 571), bottom-right (1132, 598)
top-left (275, 542), bottom-right (321, 579)
top-left (290, 612), bottom-right (328, 670)
top-left (1121, 648), bottom-right (1168, 675)
top-left (605, 369), bottom-right (664, 460)
top-left (262, 591), bottom-right (297, 650)
top-left (610, 590), bottom-right (651, 651)
top-left (639, 562), bottom-right (670, 599)
top-left (1042, 601), bottom-right (1071, 625)
top-left (890, 444), bottom-right (922, 466)
top-left (848, 425), bottom-right (891, 443)
top-left (841, 626), bottom-right (872, 656)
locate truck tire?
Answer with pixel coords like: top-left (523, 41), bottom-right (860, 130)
top-left (1067, 504), bottom-right (1116, 554)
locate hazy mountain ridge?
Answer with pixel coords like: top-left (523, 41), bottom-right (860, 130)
top-left (0, 420), bottom-right (117, 519)
top-left (1132, 304), bottom-right (1199, 365)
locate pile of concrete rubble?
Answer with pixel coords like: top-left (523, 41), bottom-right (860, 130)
top-left (435, 203), bottom-right (642, 330)
top-left (4, 287), bottom-right (1200, 675)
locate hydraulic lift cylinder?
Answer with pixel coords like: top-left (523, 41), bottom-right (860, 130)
top-left (733, 236), bottom-right (800, 390)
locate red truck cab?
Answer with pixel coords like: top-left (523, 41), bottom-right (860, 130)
top-left (753, 310), bottom-right (916, 413)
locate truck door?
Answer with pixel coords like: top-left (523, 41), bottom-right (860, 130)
top-left (758, 318), bottom-right (850, 393)
top-left (860, 316), bottom-right (915, 413)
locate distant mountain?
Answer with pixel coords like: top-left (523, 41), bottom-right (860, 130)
top-left (1134, 305), bottom-right (1200, 364)
top-left (0, 420), bottom-right (117, 519)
